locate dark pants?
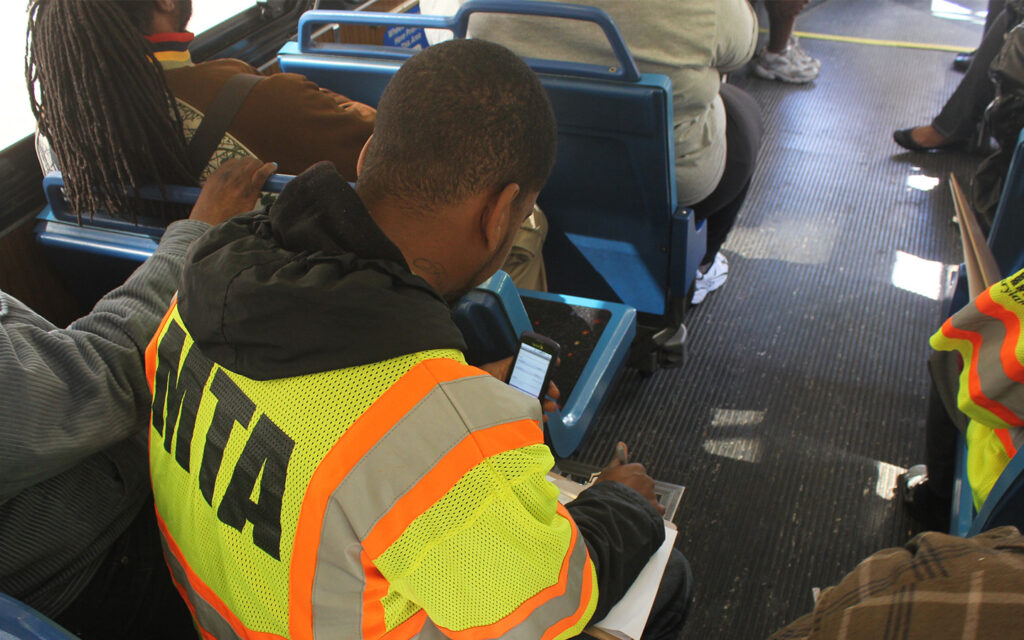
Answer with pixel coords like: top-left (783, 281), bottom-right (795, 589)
top-left (575, 549), bottom-right (693, 640)
top-left (924, 382), bottom-right (960, 504)
top-left (54, 503), bottom-right (195, 640)
top-left (640, 549), bottom-right (693, 640)
top-left (691, 83), bottom-right (764, 266)
top-left (933, 6), bottom-right (1010, 142)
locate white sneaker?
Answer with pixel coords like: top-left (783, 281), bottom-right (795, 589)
top-left (787, 35), bottom-right (821, 71)
top-left (752, 46), bottom-right (820, 83)
top-left (691, 252), bottom-right (728, 305)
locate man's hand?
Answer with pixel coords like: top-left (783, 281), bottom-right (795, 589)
top-left (188, 158), bottom-right (277, 226)
top-left (479, 356), bottom-right (560, 418)
top-left (594, 442), bottom-right (665, 515)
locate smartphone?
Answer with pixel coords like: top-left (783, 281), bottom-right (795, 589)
top-left (506, 332), bottom-right (560, 399)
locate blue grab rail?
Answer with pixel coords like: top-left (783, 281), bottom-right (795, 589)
top-left (297, 0), bottom-right (642, 82)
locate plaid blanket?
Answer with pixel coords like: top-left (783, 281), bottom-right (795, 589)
top-left (771, 527), bottom-right (1024, 640)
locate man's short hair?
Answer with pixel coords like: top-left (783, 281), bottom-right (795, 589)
top-left (356, 39), bottom-right (557, 211)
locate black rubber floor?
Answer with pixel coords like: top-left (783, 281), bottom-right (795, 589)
top-left (561, 1), bottom-right (988, 637)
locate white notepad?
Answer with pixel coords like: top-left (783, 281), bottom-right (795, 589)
top-left (546, 472), bottom-right (678, 640)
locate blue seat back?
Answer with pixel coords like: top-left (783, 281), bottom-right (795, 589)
top-left (35, 173), bottom-right (294, 307)
top-left (455, 271), bottom-right (636, 456)
top-left (988, 129), bottom-right (1024, 277)
top-left (0, 593), bottom-right (78, 640)
top-left (952, 436), bottom-right (1024, 536)
top-left (279, 0), bottom-right (704, 319)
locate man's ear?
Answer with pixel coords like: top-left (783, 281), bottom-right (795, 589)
top-left (481, 183), bottom-right (521, 252)
top-left (356, 134), bottom-right (373, 177)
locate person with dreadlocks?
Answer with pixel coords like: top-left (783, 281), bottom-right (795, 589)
top-left (27, 0), bottom-right (375, 219)
top-left (27, 0), bottom-right (551, 290)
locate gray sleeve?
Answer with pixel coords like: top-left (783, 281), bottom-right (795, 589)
top-left (0, 220), bottom-right (209, 502)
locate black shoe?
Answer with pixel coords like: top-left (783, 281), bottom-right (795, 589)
top-left (901, 473), bottom-right (952, 532)
top-left (893, 128), bottom-right (960, 153)
top-left (953, 50), bottom-right (975, 72)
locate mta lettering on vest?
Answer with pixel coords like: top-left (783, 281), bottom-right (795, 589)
top-left (145, 301), bottom-right (597, 640)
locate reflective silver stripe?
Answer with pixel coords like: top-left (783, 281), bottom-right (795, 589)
top-left (349, 374), bottom-right (540, 539)
top-left (309, 372), bottom-right (542, 638)
top-left (1012, 427), bottom-right (1024, 451)
top-left (950, 304), bottom-right (1024, 423)
top-left (159, 534), bottom-right (246, 640)
top-left (410, 620), bottom-right (446, 639)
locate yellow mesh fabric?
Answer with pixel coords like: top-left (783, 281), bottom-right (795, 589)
top-left (374, 443), bottom-right (575, 632)
top-left (150, 307), bottom-right (461, 636)
top-left (966, 419), bottom-right (1012, 510)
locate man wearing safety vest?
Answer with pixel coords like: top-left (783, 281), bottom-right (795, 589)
top-left (146, 39), bottom-right (689, 639)
top-left (930, 267), bottom-right (1024, 512)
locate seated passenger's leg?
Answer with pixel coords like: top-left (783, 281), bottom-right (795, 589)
top-left (688, 84), bottom-right (762, 303)
top-left (904, 382), bottom-right (960, 531)
top-left (897, 8), bottom-right (1011, 152)
top-left (933, 9), bottom-right (1008, 143)
top-left (692, 85), bottom-right (762, 265)
top-left (688, 85), bottom-right (761, 303)
top-left (752, 0), bottom-right (821, 84)
top-left (640, 549), bottom-right (693, 640)
top-left (54, 502), bottom-right (194, 640)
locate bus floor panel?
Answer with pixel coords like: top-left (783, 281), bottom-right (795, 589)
top-left (560, 0), bottom-right (987, 637)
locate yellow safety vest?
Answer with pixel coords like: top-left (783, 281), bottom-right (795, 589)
top-left (931, 268), bottom-right (1024, 511)
top-left (145, 300), bottom-right (597, 639)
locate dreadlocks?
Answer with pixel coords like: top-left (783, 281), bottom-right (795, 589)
top-left (26, 0), bottom-right (197, 220)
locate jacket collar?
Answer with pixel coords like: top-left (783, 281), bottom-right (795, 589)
top-left (177, 162), bottom-right (468, 380)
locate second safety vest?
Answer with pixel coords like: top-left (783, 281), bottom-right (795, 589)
top-left (931, 268), bottom-right (1024, 510)
top-left (145, 300), bottom-right (597, 640)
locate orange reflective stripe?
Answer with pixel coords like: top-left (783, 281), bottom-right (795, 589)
top-left (358, 419), bottom-right (543, 639)
top-left (288, 358), bottom-right (475, 640)
top-left (155, 507), bottom-right (286, 640)
top-left (940, 318), bottom-right (1024, 427)
top-left (975, 289), bottom-right (1024, 383)
top-left (362, 418), bottom-right (543, 559)
top-left (996, 428), bottom-right (1018, 458)
top-left (435, 503), bottom-right (590, 640)
top-left (360, 550), bottom-right (390, 639)
top-left (145, 295), bottom-right (178, 394)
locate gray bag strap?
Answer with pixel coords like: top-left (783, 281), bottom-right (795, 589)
top-left (187, 73), bottom-right (263, 177)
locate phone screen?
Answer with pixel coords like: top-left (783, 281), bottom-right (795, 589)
top-left (507, 342), bottom-right (553, 398)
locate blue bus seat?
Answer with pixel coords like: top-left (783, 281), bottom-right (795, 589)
top-left (34, 172), bottom-right (294, 307)
top-left (35, 173), bottom-right (632, 455)
top-left (454, 271), bottom-right (636, 457)
top-left (987, 129), bottom-right (1024, 277)
top-left (0, 593), bottom-right (78, 640)
top-left (952, 435), bottom-right (1024, 536)
top-left (947, 130), bottom-right (1024, 535)
top-left (278, 0), bottom-right (706, 324)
